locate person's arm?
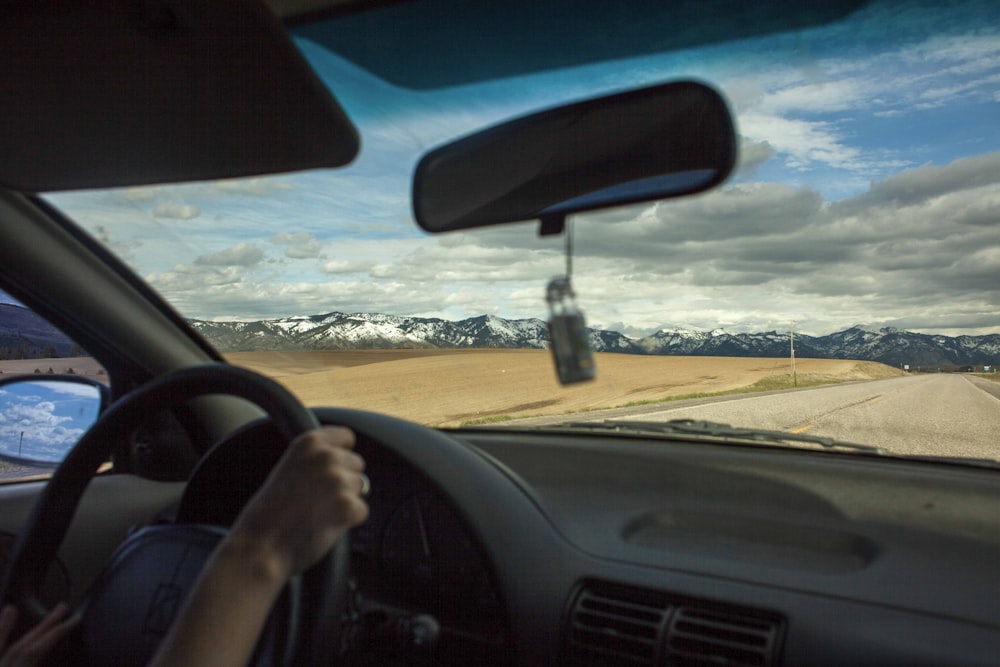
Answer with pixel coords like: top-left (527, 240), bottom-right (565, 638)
top-left (149, 426), bottom-right (369, 667)
top-left (0, 603), bottom-right (80, 667)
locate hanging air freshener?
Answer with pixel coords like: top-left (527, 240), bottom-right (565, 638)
top-left (546, 276), bottom-right (595, 384)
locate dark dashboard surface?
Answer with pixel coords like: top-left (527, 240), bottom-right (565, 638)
top-left (462, 431), bottom-right (1000, 621)
top-left (181, 412), bottom-right (1000, 665)
top-left (350, 438), bottom-right (507, 664)
top-left (359, 424), bottom-right (1000, 666)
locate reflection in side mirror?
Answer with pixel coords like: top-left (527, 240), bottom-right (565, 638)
top-left (0, 376), bottom-right (106, 467)
top-left (413, 80), bottom-right (736, 232)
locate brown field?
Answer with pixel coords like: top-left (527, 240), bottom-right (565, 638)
top-left (0, 351), bottom-right (903, 427)
top-left (0, 357), bottom-right (107, 382)
top-left (225, 349), bottom-right (903, 427)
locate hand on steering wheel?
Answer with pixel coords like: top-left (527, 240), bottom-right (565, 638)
top-left (0, 363), bottom-right (368, 667)
top-left (150, 426), bottom-right (369, 667)
top-left (227, 426), bottom-right (369, 583)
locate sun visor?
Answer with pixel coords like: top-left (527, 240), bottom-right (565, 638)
top-left (0, 0), bottom-right (359, 192)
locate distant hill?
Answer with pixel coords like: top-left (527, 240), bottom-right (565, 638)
top-left (189, 312), bottom-right (1000, 367)
top-left (0, 303), bottom-right (81, 359)
top-left (6, 300), bottom-right (992, 367)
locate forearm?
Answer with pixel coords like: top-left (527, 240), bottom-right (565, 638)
top-left (149, 427), bottom-right (367, 667)
top-left (148, 533), bottom-right (289, 667)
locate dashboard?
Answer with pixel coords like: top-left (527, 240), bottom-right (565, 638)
top-left (327, 409), bottom-right (1000, 667)
top-left (350, 439), bottom-right (507, 665)
top-left (163, 409), bottom-right (1000, 666)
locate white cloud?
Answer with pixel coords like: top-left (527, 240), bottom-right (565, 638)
top-left (126, 148), bottom-right (1000, 336)
top-left (148, 264), bottom-right (246, 290)
top-left (30, 381), bottom-right (101, 399)
top-left (735, 139), bottom-right (776, 176)
top-left (322, 259), bottom-right (369, 274)
top-left (0, 397), bottom-right (84, 461)
top-left (757, 79), bottom-right (867, 115)
top-left (738, 113), bottom-right (863, 171)
top-left (844, 152), bottom-right (1000, 209)
top-left (194, 243), bottom-right (265, 267)
top-left (153, 201), bottom-right (201, 220)
top-left (285, 241), bottom-right (322, 259)
top-left (270, 233), bottom-right (311, 244)
top-left (204, 177), bottom-right (294, 197)
top-left (270, 233), bottom-right (322, 259)
top-left (723, 27), bottom-right (1000, 181)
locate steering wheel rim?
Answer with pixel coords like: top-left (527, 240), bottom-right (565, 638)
top-left (177, 417), bottom-right (353, 665)
top-left (0, 363), bottom-right (332, 663)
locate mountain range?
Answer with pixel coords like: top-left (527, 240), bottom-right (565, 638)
top-left (0, 303), bottom-right (82, 359)
top-left (1, 301), bottom-right (995, 367)
top-left (188, 312), bottom-right (1000, 367)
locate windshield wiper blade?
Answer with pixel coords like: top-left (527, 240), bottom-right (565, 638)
top-left (550, 419), bottom-right (886, 454)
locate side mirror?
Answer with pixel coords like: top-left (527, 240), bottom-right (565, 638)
top-left (0, 375), bottom-right (108, 467)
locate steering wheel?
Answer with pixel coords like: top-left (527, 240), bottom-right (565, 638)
top-left (0, 363), bottom-right (341, 666)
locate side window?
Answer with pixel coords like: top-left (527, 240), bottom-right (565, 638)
top-left (0, 292), bottom-right (107, 482)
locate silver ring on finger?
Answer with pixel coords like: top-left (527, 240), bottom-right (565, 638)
top-left (359, 473), bottom-right (371, 497)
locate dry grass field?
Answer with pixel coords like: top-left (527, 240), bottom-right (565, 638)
top-left (225, 349), bottom-right (903, 427)
top-left (0, 357), bottom-right (107, 383)
top-left (0, 351), bottom-right (903, 428)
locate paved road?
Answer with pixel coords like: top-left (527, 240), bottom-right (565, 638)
top-left (518, 375), bottom-right (1000, 461)
top-left (0, 464), bottom-right (51, 481)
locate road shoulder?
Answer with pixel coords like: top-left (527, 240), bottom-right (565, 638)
top-left (965, 375), bottom-right (1000, 401)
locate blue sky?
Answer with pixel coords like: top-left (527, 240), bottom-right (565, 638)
top-left (0, 381), bottom-right (101, 463)
top-left (44, 0), bottom-right (1000, 337)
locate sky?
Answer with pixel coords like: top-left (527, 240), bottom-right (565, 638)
top-left (44, 0), bottom-right (1000, 338)
top-left (0, 381), bottom-right (101, 463)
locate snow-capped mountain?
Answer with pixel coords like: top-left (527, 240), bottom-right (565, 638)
top-left (638, 327), bottom-right (827, 358)
top-left (190, 312), bottom-right (637, 353)
top-left (815, 326), bottom-right (1000, 366)
top-left (191, 312), bottom-right (576, 352)
top-left (1, 301), bottom-right (994, 366)
top-left (638, 325), bottom-right (1000, 366)
top-left (188, 313), bottom-right (1000, 366)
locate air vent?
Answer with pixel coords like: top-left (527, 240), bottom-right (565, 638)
top-left (566, 582), bottom-right (670, 666)
top-left (564, 582), bottom-right (783, 667)
top-left (665, 607), bottom-right (780, 667)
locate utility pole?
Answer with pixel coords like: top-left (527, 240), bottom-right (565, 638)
top-left (790, 321), bottom-right (797, 388)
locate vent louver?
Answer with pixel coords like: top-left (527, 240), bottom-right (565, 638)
top-left (666, 607), bottom-right (780, 667)
top-left (566, 583), bottom-right (670, 666)
top-left (565, 582), bottom-right (782, 667)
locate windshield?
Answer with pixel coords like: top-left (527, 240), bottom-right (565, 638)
top-left (43, 0), bottom-right (1000, 462)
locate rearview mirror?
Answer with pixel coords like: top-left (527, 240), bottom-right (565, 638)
top-left (0, 376), bottom-right (107, 467)
top-left (412, 81), bottom-right (736, 232)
